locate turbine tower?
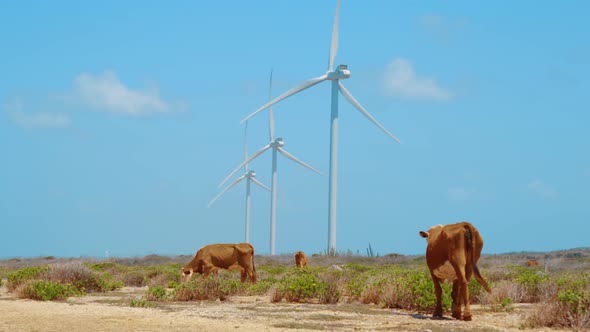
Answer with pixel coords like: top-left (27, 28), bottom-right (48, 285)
top-left (240, 0), bottom-right (400, 255)
top-left (208, 122), bottom-right (270, 243)
top-left (221, 70), bottom-right (321, 255)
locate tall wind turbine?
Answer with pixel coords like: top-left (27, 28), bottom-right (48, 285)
top-left (240, 0), bottom-right (400, 255)
top-left (220, 70), bottom-right (322, 255)
top-left (208, 122), bottom-right (270, 243)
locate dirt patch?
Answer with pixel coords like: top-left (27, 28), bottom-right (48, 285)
top-left (0, 284), bottom-right (567, 332)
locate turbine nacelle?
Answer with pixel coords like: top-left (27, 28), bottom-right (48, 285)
top-left (272, 137), bottom-right (285, 148)
top-left (327, 64), bottom-right (350, 80)
top-left (247, 170), bottom-right (256, 177)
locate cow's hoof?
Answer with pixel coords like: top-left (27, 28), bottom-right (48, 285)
top-left (451, 312), bottom-right (462, 320)
top-left (432, 312), bottom-right (443, 319)
top-left (462, 314), bottom-right (472, 321)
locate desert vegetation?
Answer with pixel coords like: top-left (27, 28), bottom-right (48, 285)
top-left (1, 249), bottom-right (588, 330)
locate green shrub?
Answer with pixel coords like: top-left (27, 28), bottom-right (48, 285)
top-left (85, 262), bottom-right (120, 272)
top-left (511, 265), bottom-right (550, 302)
top-left (246, 277), bottom-right (277, 295)
top-left (344, 272), bottom-right (367, 302)
top-left (6, 266), bottom-right (49, 291)
top-left (346, 266), bottom-right (451, 312)
top-left (130, 298), bottom-right (153, 308)
top-left (490, 296), bottom-right (514, 312)
top-left (145, 265), bottom-right (181, 287)
top-left (145, 286), bottom-right (167, 301)
top-left (18, 280), bottom-right (80, 301)
top-left (276, 269), bottom-right (336, 303)
top-left (172, 275), bottom-right (243, 301)
top-left (258, 266), bottom-right (288, 276)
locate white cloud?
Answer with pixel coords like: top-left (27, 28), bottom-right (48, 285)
top-left (383, 58), bottom-right (453, 101)
top-left (527, 179), bottom-right (558, 199)
top-left (73, 71), bottom-right (169, 115)
top-left (447, 187), bottom-right (472, 201)
top-left (3, 97), bottom-right (71, 129)
top-left (9, 110), bottom-right (71, 129)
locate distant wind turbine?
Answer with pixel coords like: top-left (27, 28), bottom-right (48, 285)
top-left (240, 0), bottom-right (400, 255)
top-left (208, 122), bottom-right (270, 243)
top-left (221, 70), bottom-right (321, 255)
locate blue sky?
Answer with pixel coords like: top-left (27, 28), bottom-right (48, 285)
top-left (1, 1), bottom-right (589, 258)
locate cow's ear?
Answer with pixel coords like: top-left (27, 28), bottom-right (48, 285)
top-left (419, 231), bottom-right (429, 238)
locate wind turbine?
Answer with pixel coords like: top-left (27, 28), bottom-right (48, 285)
top-left (240, 0), bottom-right (400, 255)
top-left (208, 122), bottom-right (270, 243)
top-left (220, 70), bottom-right (322, 255)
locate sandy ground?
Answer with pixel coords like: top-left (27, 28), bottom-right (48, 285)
top-left (0, 284), bottom-right (567, 332)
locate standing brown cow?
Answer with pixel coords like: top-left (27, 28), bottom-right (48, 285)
top-left (181, 243), bottom-right (256, 284)
top-left (419, 221), bottom-right (491, 321)
top-left (294, 251), bottom-right (308, 268)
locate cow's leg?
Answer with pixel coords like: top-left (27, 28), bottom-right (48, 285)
top-left (431, 273), bottom-right (443, 318)
top-left (246, 267), bottom-right (256, 284)
top-left (202, 264), bottom-right (216, 278)
top-left (450, 260), bottom-right (470, 321)
top-left (239, 268), bottom-right (247, 283)
top-left (451, 280), bottom-right (463, 319)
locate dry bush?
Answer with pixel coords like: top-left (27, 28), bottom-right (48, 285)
top-left (525, 273), bottom-right (590, 330)
top-left (479, 280), bottom-right (523, 305)
top-left (380, 282), bottom-right (415, 309)
top-left (360, 286), bottom-right (381, 305)
top-left (527, 300), bottom-right (590, 330)
top-left (318, 271), bottom-right (342, 304)
top-left (120, 271), bottom-right (146, 287)
top-left (269, 285), bottom-right (284, 303)
top-left (46, 262), bottom-right (104, 293)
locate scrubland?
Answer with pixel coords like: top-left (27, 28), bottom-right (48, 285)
top-left (0, 249), bottom-right (588, 331)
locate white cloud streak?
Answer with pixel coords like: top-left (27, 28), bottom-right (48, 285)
top-left (3, 97), bottom-right (71, 129)
top-left (73, 71), bottom-right (169, 115)
top-left (383, 58), bottom-right (453, 101)
top-left (527, 179), bottom-right (558, 199)
top-left (447, 187), bottom-right (472, 201)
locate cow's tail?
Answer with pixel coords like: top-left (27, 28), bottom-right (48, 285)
top-left (251, 245), bottom-right (256, 273)
top-left (464, 224), bottom-right (491, 293)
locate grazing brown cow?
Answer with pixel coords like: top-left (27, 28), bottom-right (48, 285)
top-left (294, 251), bottom-right (308, 268)
top-left (526, 260), bottom-right (539, 267)
top-left (181, 243), bottom-right (256, 284)
top-left (419, 222), bottom-right (491, 321)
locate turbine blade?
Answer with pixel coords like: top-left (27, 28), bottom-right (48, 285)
top-left (243, 121), bottom-right (248, 172)
top-left (240, 74), bottom-right (328, 124)
top-left (269, 69), bottom-right (275, 141)
top-left (339, 82), bottom-right (401, 144)
top-left (218, 144), bottom-right (272, 188)
top-left (277, 147), bottom-right (322, 175)
top-left (250, 177), bottom-right (271, 192)
top-left (208, 175), bottom-right (247, 207)
top-left (328, 0), bottom-right (341, 71)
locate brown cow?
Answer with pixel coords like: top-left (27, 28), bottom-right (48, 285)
top-left (419, 221), bottom-right (491, 321)
top-left (526, 260), bottom-right (539, 267)
top-left (181, 243), bottom-right (256, 284)
top-left (294, 251), bottom-right (308, 268)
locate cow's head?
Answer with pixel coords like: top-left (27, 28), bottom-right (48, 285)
top-left (419, 224), bottom-right (444, 240)
top-left (180, 267), bottom-right (194, 282)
